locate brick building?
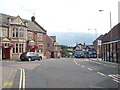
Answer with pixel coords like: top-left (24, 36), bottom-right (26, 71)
top-left (93, 23), bottom-right (120, 63)
top-left (0, 13), bottom-right (61, 60)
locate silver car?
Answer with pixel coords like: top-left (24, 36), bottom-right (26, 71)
top-left (20, 52), bottom-right (42, 61)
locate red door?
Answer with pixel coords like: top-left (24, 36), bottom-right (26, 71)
top-left (5, 48), bottom-right (10, 59)
top-left (30, 48), bottom-right (35, 52)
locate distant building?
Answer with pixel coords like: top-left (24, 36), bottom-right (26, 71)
top-left (73, 43), bottom-right (96, 58)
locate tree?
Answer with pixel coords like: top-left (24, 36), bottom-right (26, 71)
top-left (60, 45), bottom-right (73, 57)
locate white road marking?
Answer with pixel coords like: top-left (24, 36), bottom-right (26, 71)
top-left (19, 68), bottom-right (23, 89)
top-left (88, 68), bottom-right (93, 71)
top-left (97, 72), bottom-right (106, 76)
top-left (74, 59), bottom-right (79, 66)
top-left (112, 79), bottom-right (120, 83)
top-left (19, 68), bottom-right (25, 90)
top-left (22, 69), bottom-right (25, 89)
top-left (81, 66), bottom-right (85, 68)
top-left (108, 74), bottom-right (120, 83)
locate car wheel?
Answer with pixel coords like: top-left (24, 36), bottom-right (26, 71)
top-left (28, 57), bottom-right (32, 61)
top-left (38, 57), bottom-right (42, 61)
top-left (21, 59), bottom-right (25, 61)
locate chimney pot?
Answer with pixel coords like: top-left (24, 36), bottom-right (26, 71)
top-left (31, 16), bottom-right (35, 21)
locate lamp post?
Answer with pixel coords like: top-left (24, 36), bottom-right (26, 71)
top-left (99, 10), bottom-right (112, 30)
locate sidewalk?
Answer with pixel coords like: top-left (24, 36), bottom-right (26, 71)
top-left (1, 65), bottom-right (17, 88)
top-left (1, 59), bottom-right (20, 61)
top-left (90, 58), bottom-right (119, 67)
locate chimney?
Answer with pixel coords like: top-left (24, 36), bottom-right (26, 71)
top-left (84, 43), bottom-right (85, 45)
top-left (31, 16), bottom-right (35, 21)
top-left (24, 21), bottom-right (28, 26)
top-left (7, 17), bottom-right (12, 24)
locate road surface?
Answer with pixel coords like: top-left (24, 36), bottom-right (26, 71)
top-left (1, 58), bottom-right (120, 89)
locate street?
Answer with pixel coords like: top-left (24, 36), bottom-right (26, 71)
top-left (1, 58), bottom-right (120, 89)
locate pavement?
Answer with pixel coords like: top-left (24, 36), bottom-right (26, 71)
top-left (89, 58), bottom-right (119, 66)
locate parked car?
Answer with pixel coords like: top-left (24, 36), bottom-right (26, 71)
top-left (20, 52), bottom-right (42, 61)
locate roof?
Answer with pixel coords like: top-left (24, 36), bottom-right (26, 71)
top-left (54, 42), bottom-right (60, 46)
top-left (50, 36), bottom-right (56, 42)
top-left (0, 13), bottom-right (46, 33)
top-left (93, 23), bottom-right (120, 43)
top-left (27, 20), bottom-right (45, 33)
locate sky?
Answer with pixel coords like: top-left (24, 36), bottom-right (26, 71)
top-left (0, 0), bottom-right (119, 35)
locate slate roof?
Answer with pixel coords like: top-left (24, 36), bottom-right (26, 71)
top-left (0, 13), bottom-right (46, 33)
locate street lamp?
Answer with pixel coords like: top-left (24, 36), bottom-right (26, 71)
top-left (99, 10), bottom-right (112, 30)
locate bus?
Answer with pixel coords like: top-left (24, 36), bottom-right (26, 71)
top-left (74, 51), bottom-right (84, 58)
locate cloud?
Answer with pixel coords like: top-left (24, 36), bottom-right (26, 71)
top-left (0, 0), bottom-right (119, 34)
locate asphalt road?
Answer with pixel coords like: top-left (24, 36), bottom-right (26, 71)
top-left (1, 58), bottom-right (120, 89)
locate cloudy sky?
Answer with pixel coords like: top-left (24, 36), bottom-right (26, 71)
top-left (0, 0), bottom-right (119, 35)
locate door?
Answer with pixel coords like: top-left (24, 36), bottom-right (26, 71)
top-left (51, 52), bottom-right (54, 58)
top-left (2, 48), bottom-right (10, 59)
top-left (5, 48), bottom-right (10, 59)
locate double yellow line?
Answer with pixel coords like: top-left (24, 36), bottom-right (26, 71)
top-left (19, 68), bottom-right (25, 90)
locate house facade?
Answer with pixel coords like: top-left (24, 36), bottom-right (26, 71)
top-left (0, 14), bottom-right (28, 60)
top-left (93, 23), bottom-right (120, 63)
top-left (73, 43), bottom-right (96, 58)
top-left (0, 13), bottom-right (61, 60)
top-left (43, 34), bottom-right (54, 59)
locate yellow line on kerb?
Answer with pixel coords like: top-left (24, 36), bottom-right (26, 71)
top-left (3, 82), bottom-right (13, 85)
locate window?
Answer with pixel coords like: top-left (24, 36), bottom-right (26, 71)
top-left (12, 28), bottom-right (24, 38)
top-left (16, 44), bottom-right (18, 53)
top-left (28, 33), bottom-right (32, 40)
top-left (12, 28), bottom-right (15, 37)
top-left (2, 29), bottom-right (7, 37)
top-left (16, 28), bottom-right (18, 37)
top-left (19, 44), bottom-right (21, 53)
top-left (19, 29), bottom-right (24, 37)
top-left (22, 44), bottom-right (24, 52)
top-left (21, 29), bottom-right (24, 37)
top-left (12, 43), bottom-right (24, 53)
top-left (47, 43), bottom-right (50, 47)
top-left (38, 34), bottom-right (42, 41)
top-left (13, 47), bottom-right (15, 53)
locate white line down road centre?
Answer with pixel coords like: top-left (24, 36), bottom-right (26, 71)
top-left (19, 68), bottom-right (25, 90)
